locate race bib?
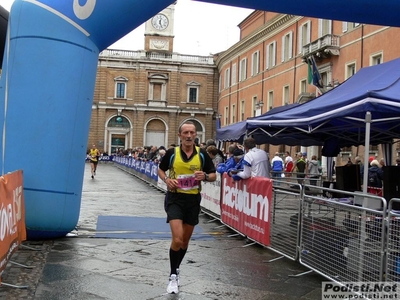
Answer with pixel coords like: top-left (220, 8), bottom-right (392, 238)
top-left (177, 174), bottom-right (199, 190)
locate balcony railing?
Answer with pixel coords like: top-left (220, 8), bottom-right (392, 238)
top-left (302, 34), bottom-right (340, 58)
top-left (99, 49), bottom-right (214, 64)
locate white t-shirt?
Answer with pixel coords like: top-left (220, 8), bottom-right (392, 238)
top-left (237, 148), bottom-right (271, 179)
top-left (285, 156), bottom-right (293, 163)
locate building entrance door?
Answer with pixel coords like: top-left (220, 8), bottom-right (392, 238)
top-left (111, 134), bottom-right (126, 154)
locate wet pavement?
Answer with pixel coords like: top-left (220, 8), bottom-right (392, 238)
top-left (0, 163), bottom-right (326, 299)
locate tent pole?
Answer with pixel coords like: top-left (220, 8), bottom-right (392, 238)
top-left (362, 111), bottom-right (371, 194)
top-left (356, 111), bottom-right (372, 281)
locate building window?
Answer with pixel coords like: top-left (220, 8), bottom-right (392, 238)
top-left (224, 106), bottom-right (229, 126)
top-left (240, 100), bottom-right (245, 121)
top-left (239, 58), bottom-right (247, 81)
top-left (343, 22), bottom-right (360, 32)
top-left (346, 62), bottom-right (356, 79)
top-left (318, 64), bottom-right (333, 89)
top-left (108, 116), bottom-right (130, 128)
top-left (148, 73), bottom-right (168, 101)
top-left (114, 76), bottom-right (128, 99)
top-left (370, 145), bottom-right (379, 152)
top-left (318, 19), bottom-right (332, 37)
top-left (283, 86), bottom-right (290, 105)
top-left (342, 146), bottom-right (352, 152)
top-left (116, 83), bottom-right (125, 98)
top-left (251, 51), bottom-right (260, 76)
top-left (188, 87), bottom-right (198, 103)
top-left (218, 75), bottom-right (222, 92)
top-left (320, 71), bottom-right (328, 89)
top-left (266, 41), bottom-right (276, 69)
top-left (268, 91), bottom-right (274, 110)
top-left (232, 63), bottom-right (237, 85)
top-left (299, 21), bottom-right (311, 54)
top-left (186, 81), bottom-right (200, 103)
top-left (231, 104), bottom-right (236, 123)
top-left (371, 53), bottom-right (383, 66)
top-left (281, 31), bottom-right (293, 62)
top-left (224, 68), bottom-right (230, 89)
top-left (252, 96), bottom-right (259, 117)
top-left (300, 79), bottom-right (307, 93)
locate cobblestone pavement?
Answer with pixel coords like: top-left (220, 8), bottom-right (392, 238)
top-left (0, 163), bottom-right (325, 300)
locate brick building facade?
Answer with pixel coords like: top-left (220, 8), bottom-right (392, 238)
top-left (215, 11), bottom-right (400, 166)
top-left (88, 4), bottom-right (219, 154)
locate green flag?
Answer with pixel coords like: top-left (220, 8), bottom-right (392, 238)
top-left (307, 59), bottom-right (313, 84)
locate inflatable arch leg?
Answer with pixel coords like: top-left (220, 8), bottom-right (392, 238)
top-left (0, 0), bottom-right (174, 239)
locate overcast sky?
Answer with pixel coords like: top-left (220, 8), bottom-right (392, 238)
top-left (1, 0), bottom-right (253, 56)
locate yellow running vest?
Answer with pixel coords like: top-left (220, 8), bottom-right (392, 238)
top-left (170, 146), bottom-right (202, 194)
top-left (89, 148), bottom-right (98, 162)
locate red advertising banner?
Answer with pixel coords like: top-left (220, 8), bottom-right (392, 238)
top-left (221, 174), bottom-right (273, 246)
top-left (0, 170), bottom-right (26, 281)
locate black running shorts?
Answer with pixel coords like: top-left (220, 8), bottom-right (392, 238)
top-left (165, 192), bottom-right (201, 226)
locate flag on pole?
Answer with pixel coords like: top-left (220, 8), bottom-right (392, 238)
top-left (307, 59), bottom-right (313, 84)
top-left (309, 56), bottom-right (323, 88)
top-left (216, 116), bottom-right (221, 129)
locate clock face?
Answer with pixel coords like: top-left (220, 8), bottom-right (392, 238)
top-left (151, 14), bottom-right (169, 31)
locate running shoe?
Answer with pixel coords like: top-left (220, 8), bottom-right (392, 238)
top-left (91, 175), bottom-right (94, 179)
top-left (166, 274), bottom-right (178, 294)
top-left (176, 268), bottom-right (180, 286)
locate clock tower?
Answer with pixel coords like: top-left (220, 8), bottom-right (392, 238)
top-left (144, 3), bottom-right (175, 52)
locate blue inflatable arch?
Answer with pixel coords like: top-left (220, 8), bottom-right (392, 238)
top-left (1, 0), bottom-right (400, 239)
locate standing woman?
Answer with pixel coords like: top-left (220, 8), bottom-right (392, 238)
top-left (307, 155), bottom-right (320, 186)
top-left (158, 121), bottom-right (216, 294)
top-left (89, 144), bottom-right (100, 179)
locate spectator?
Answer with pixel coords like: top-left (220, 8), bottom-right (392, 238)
top-left (396, 158), bottom-right (400, 166)
top-left (271, 152), bottom-right (284, 182)
top-left (284, 151), bottom-right (294, 177)
top-left (355, 156), bottom-right (364, 177)
top-left (368, 156), bottom-right (375, 168)
top-left (154, 149), bottom-right (166, 163)
top-left (147, 145), bottom-right (158, 161)
top-left (307, 155), bottom-right (320, 186)
top-left (234, 137), bottom-right (271, 179)
top-left (346, 157), bottom-right (353, 165)
top-left (206, 139), bottom-right (225, 162)
top-left (368, 159), bottom-right (384, 197)
top-left (302, 152), bottom-right (308, 163)
top-left (379, 158), bottom-right (385, 168)
top-left (292, 152), bottom-right (306, 184)
top-left (205, 139), bottom-right (216, 148)
top-left (136, 147), bottom-right (145, 160)
top-left (216, 144), bottom-right (238, 174)
top-left (206, 145), bottom-right (224, 167)
top-left (227, 148), bottom-right (245, 181)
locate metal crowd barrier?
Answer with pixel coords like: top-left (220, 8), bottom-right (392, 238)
top-left (278, 172), bottom-right (323, 187)
top-left (111, 160), bottom-right (400, 287)
top-left (299, 185), bottom-right (387, 284)
top-left (385, 198), bottom-right (400, 282)
top-left (268, 180), bottom-right (303, 261)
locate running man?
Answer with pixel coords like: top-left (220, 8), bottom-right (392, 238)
top-left (89, 144), bottom-right (100, 179)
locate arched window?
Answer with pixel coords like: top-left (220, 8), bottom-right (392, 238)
top-left (108, 116), bottom-right (130, 128)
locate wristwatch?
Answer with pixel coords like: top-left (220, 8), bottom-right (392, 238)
top-left (163, 176), bottom-right (169, 182)
top-left (203, 172), bottom-right (209, 181)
